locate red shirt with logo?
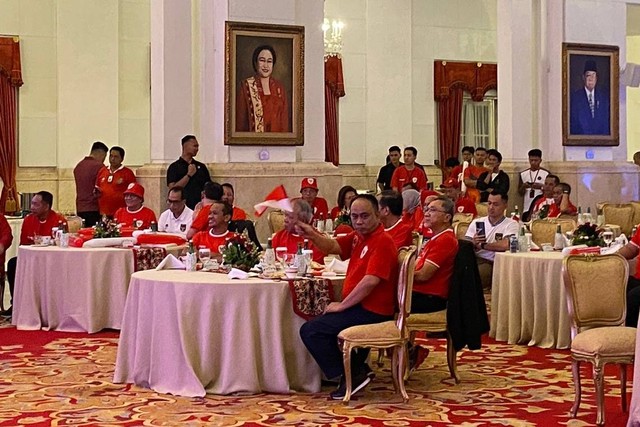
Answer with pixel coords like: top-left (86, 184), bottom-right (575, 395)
top-left (193, 229), bottom-right (238, 255)
top-left (391, 166), bottom-right (428, 191)
top-left (271, 229), bottom-right (325, 264)
top-left (455, 197), bottom-right (477, 216)
top-left (96, 165), bottom-right (137, 216)
top-left (20, 210), bottom-right (66, 245)
top-left (547, 201), bottom-right (578, 218)
top-left (413, 228), bottom-right (458, 298)
top-left (336, 224), bottom-right (398, 316)
top-left (114, 206), bottom-right (157, 229)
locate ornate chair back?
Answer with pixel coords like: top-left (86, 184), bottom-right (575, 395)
top-left (267, 210), bottom-right (285, 235)
top-left (530, 218), bottom-right (576, 247)
top-left (602, 203), bottom-right (635, 236)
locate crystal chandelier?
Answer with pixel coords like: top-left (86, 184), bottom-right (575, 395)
top-left (322, 19), bottom-right (344, 57)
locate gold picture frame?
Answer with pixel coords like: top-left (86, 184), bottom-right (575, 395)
top-left (225, 21), bottom-right (305, 146)
top-left (562, 43), bottom-right (619, 146)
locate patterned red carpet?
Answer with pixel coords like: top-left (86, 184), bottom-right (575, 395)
top-left (0, 319), bottom-right (632, 426)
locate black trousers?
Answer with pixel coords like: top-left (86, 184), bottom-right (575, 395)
top-left (626, 276), bottom-right (640, 327)
top-left (78, 211), bottom-right (101, 227)
top-left (299, 305), bottom-right (392, 380)
top-left (411, 292), bottom-right (447, 313)
top-left (6, 256), bottom-right (16, 305)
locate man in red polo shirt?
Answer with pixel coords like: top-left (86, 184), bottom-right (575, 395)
top-left (440, 177), bottom-right (477, 217)
top-left (2, 191), bottom-right (64, 317)
top-left (391, 146), bottom-right (428, 192)
top-left (298, 194), bottom-right (398, 400)
top-left (271, 199), bottom-right (325, 264)
top-left (95, 146), bottom-right (136, 218)
top-left (378, 190), bottom-right (413, 248)
top-left (113, 183), bottom-right (157, 229)
top-left (296, 177), bottom-right (329, 221)
top-left (192, 201), bottom-right (237, 258)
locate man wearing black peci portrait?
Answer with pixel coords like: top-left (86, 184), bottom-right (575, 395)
top-left (570, 59), bottom-right (610, 135)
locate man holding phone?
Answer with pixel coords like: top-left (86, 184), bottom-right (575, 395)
top-left (465, 192), bottom-right (519, 288)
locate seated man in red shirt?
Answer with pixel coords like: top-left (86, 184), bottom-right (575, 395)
top-left (187, 181), bottom-right (224, 239)
top-left (192, 201), bottom-right (237, 258)
top-left (378, 190), bottom-right (413, 248)
top-left (271, 199), bottom-right (325, 264)
top-left (440, 177), bottom-right (477, 217)
top-left (3, 191), bottom-right (65, 317)
top-left (221, 183), bottom-right (248, 221)
top-left (547, 182), bottom-right (578, 218)
top-left (298, 195), bottom-right (399, 400)
top-left (296, 177), bottom-right (329, 221)
top-left (114, 183), bottom-right (157, 229)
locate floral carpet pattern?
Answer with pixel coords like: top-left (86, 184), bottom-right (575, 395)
top-left (0, 318), bottom-right (632, 427)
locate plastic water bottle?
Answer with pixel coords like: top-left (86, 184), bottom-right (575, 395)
top-left (263, 238), bottom-right (276, 268)
top-left (186, 240), bottom-right (197, 271)
top-left (553, 225), bottom-right (565, 250)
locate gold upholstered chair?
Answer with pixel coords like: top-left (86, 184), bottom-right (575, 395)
top-left (267, 210), bottom-right (285, 235)
top-left (530, 218), bottom-right (576, 247)
top-left (475, 203), bottom-right (488, 218)
top-left (630, 201), bottom-right (640, 230)
top-left (562, 254), bottom-right (636, 426)
top-left (602, 203), bottom-right (635, 237)
top-left (452, 212), bottom-right (474, 226)
top-left (337, 245), bottom-right (417, 403)
top-left (453, 221), bottom-right (471, 240)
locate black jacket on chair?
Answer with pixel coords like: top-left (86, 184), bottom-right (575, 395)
top-left (447, 239), bottom-right (490, 351)
top-left (228, 220), bottom-right (263, 251)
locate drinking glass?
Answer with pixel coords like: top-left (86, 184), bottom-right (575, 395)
top-left (276, 247), bottom-right (287, 262)
top-left (602, 229), bottom-right (614, 247)
top-left (198, 246), bottom-right (211, 268)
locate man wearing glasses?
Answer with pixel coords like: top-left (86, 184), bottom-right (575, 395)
top-left (158, 186), bottom-right (193, 237)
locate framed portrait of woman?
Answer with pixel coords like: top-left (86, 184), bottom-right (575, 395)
top-left (562, 43), bottom-right (619, 146)
top-left (225, 21), bottom-right (305, 146)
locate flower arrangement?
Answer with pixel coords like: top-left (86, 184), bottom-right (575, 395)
top-left (333, 208), bottom-right (351, 228)
top-left (221, 230), bottom-right (262, 272)
top-left (93, 216), bottom-right (121, 238)
top-left (571, 222), bottom-right (604, 247)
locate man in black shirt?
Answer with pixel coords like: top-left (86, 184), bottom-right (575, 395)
top-left (376, 146), bottom-right (403, 192)
top-left (166, 135), bottom-right (211, 209)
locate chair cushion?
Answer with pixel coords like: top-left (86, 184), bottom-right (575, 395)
top-left (407, 310), bottom-right (447, 330)
top-left (338, 320), bottom-right (401, 344)
top-left (571, 327), bottom-right (636, 357)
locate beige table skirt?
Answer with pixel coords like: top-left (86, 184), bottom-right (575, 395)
top-left (113, 269), bottom-right (321, 397)
top-left (12, 245), bottom-right (134, 332)
top-left (490, 251), bottom-right (571, 349)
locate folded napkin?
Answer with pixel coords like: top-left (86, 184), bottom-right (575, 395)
top-left (600, 243), bottom-right (624, 255)
top-left (529, 240), bottom-right (540, 251)
top-left (155, 254), bottom-right (186, 270)
top-left (228, 268), bottom-right (249, 280)
top-left (326, 258), bottom-right (348, 274)
top-left (561, 244), bottom-right (588, 256)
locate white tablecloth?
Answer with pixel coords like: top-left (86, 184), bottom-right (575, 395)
top-left (490, 251), bottom-right (571, 349)
top-left (12, 245), bottom-right (134, 332)
top-left (113, 269), bottom-right (321, 397)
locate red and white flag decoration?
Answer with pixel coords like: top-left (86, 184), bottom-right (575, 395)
top-left (254, 185), bottom-right (293, 217)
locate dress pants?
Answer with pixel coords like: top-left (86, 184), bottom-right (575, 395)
top-left (626, 276), bottom-right (640, 327)
top-left (300, 304), bottom-right (392, 380)
top-left (6, 257), bottom-right (16, 305)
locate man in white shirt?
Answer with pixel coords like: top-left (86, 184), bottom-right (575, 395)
top-left (518, 149), bottom-right (549, 221)
top-left (158, 186), bottom-right (193, 237)
top-left (465, 192), bottom-right (519, 288)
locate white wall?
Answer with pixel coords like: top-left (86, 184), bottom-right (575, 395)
top-left (0, 0), bottom-right (150, 169)
top-left (324, 0), bottom-right (498, 167)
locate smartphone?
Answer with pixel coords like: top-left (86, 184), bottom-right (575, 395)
top-left (476, 221), bottom-right (486, 236)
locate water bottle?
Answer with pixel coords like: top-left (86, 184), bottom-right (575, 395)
top-left (577, 207), bottom-right (584, 225)
top-left (295, 242), bottom-right (306, 276)
top-left (263, 237), bottom-right (276, 267)
top-left (553, 225), bottom-right (564, 250)
top-left (317, 213), bottom-right (325, 233)
top-left (518, 227), bottom-right (528, 252)
top-left (509, 235), bottom-right (518, 253)
top-left (325, 217), bottom-right (334, 233)
top-left (186, 240), bottom-right (197, 271)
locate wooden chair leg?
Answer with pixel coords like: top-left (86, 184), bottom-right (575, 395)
top-left (621, 363), bottom-right (628, 413)
top-left (376, 349), bottom-right (385, 367)
top-left (342, 342), bottom-right (353, 404)
top-left (446, 332), bottom-right (460, 383)
top-left (0, 273), bottom-right (5, 312)
top-left (593, 361), bottom-right (606, 426)
top-left (394, 345), bottom-right (409, 402)
top-left (570, 359), bottom-right (581, 418)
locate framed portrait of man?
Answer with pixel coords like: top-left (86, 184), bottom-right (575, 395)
top-left (225, 21), bottom-right (305, 146)
top-left (562, 43), bottom-right (619, 146)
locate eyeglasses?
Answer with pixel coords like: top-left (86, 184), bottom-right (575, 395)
top-left (425, 207), bottom-right (447, 214)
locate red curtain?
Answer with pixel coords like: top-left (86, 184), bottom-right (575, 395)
top-left (0, 37), bottom-right (23, 214)
top-left (434, 61), bottom-right (496, 176)
top-left (324, 55), bottom-right (345, 166)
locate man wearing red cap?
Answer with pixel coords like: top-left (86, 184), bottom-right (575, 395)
top-left (114, 183), bottom-right (157, 229)
top-left (297, 177), bottom-right (329, 221)
top-left (440, 177), bottom-right (477, 217)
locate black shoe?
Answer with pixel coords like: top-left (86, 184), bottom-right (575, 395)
top-left (329, 370), bottom-right (371, 400)
top-left (0, 306), bottom-right (12, 317)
